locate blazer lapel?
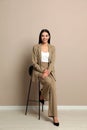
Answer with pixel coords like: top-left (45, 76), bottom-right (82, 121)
top-left (38, 44), bottom-right (51, 63)
top-left (38, 44), bottom-right (41, 64)
top-left (48, 44), bottom-right (51, 62)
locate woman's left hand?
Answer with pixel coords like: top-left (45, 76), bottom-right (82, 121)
top-left (42, 69), bottom-right (50, 78)
top-left (44, 69), bottom-right (50, 75)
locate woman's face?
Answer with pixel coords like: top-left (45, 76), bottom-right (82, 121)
top-left (41, 32), bottom-right (50, 44)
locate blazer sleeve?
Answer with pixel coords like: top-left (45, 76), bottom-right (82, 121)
top-left (48, 46), bottom-right (55, 73)
top-left (32, 45), bottom-right (44, 73)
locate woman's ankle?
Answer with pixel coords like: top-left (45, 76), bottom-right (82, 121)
top-left (53, 117), bottom-right (59, 123)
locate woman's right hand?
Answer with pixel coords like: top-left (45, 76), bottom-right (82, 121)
top-left (42, 69), bottom-right (50, 78)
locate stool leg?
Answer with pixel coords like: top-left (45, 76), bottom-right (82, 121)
top-left (25, 77), bottom-right (32, 115)
top-left (38, 81), bottom-right (40, 120)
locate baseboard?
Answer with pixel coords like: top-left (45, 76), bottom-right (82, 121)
top-left (0, 105), bottom-right (87, 110)
top-left (58, 106), bottom-right (87, 110)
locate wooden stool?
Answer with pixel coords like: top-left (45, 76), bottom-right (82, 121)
top-left (25, 65), bottom-right (44, 119)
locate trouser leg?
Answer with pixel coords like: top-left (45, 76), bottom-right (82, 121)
top-left (39, 75), bottom-right (58, 117)
top-left (48, 79), bottom-right (58, 117)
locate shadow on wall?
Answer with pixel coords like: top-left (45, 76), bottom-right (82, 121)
top-left (18, 41), bottom-right (32, 106)
top-left (18, 41), bottom-right (38, 106)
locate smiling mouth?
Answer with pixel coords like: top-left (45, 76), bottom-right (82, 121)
top-left (43, 39), bottom-right (47, 40)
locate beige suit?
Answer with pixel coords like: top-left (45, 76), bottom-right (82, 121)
top-left (32, 44), bottom-right (58, 117)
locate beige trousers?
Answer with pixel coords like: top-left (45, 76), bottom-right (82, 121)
top-left (35, 62), bottom-right (58, 117)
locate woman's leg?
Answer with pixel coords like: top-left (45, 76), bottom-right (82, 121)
top-left (39, 75), bottom-right (58, 117)
top-left (48, 77), bottom-right (58, 117)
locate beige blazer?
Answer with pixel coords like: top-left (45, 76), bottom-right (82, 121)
top-left (32, 44), bottom-right (56, 81)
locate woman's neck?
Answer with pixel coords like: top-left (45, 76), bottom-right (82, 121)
top-left (41, 42), bottom-right (48, 46)
top-left (41, 42), bottom-right (48, 52)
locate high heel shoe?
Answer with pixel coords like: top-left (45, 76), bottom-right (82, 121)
top-left (39, 91), bottom-right (44, 105)
top-left (53, 122), bottom-right (59, 126)
top-left (53, 117), bottom-right (59, 126)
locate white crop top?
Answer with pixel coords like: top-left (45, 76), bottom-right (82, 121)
top-left (41, 51), bottom-right (49, 62)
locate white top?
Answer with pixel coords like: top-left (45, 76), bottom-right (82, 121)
top-left (41, 51), bottom-right (49, 62)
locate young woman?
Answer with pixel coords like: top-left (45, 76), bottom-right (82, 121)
top-left (32, 29), bottom-right (59, 126)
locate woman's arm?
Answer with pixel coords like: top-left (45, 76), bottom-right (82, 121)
top-left (32, 45), bottom-right (44, 73)
top-left (48, 46), bottom-right (55, 73)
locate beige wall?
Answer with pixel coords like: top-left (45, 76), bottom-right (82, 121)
top-left (0, 0), bottom-right (87, 106)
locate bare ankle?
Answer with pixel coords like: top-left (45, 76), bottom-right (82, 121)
top-left (53, 117), bottom-right (59, 123)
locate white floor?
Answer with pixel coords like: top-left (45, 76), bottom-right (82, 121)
top-left (0, 108), bottom-right (87, 130)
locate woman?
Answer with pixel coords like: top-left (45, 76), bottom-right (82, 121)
top-left (32, 29), bottom-right (59, 126)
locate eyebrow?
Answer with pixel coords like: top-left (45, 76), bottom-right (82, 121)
top-left (41, 34), bottom-right (48, 36)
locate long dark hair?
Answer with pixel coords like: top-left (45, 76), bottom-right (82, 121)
top-left (38, 29), bottom-right (51, 44)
